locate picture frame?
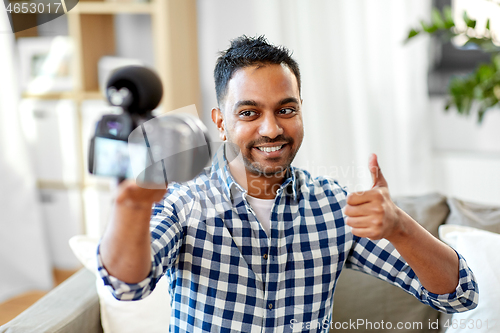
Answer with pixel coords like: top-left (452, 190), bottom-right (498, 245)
top-left (17, 36), bottom-right (73, 93)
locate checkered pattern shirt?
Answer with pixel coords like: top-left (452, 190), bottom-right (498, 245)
top-left (97, 144), bottom-right (478, 333)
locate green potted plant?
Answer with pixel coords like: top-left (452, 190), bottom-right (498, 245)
top-left (407, 6), bottom-right (500, 123)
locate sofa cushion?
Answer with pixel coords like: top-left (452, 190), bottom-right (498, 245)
top-left (69, 236), bottom-right (171, 333)
top-left (439, 199), bottom-right (500, 333)
top-left (446, 198), bottom-right (500, 233)
top-left (331, 193), bottom-right (448, 332)
top-left (439, 225), bottom-right (498, 333)
top-left (393, 193), bottom-right (450, 238)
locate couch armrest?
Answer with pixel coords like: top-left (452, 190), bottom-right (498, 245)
top-left (0, 268), bottom-right (102, 333)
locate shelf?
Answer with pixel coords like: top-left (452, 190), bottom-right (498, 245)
top-left (22, 92), bottom-right (76, 100)
top-left (71, 1), bottom-right (154, 14)
top-left (15, 0), bottom-right (199, 237)
top-left (37, 179), bottom-right (82, 190)
top-left (22, 91), bottom-right (104, 101)
top-left (37, 179), bottom-right (112, 191)
top-left (82, 177), bottom-right (114, 191)
top-left (83, 91), bottom-right (104, 100)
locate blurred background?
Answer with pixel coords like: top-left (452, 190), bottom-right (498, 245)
top-left (1, 0), bottom-right (499, 319)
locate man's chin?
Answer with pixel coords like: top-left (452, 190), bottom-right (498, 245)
top-left (240, 145), bottom-right (298, 177)
top-left (244, 160), bottom-right (289, 177)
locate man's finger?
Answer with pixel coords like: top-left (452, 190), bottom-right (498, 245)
top-left (346, 192), bottom-right (370, 206)
top-left (350, 227), bottom-right (383, 240)
top-left (344, 202), bottom-right (374, 217)
top-left (117, 179), bottom-right (167, 207)
top-left (368, 153), bottom-right (388, 188)
top-left (345, 216), bottom-right (374, 228)
top-left (346, 189), bottom-right (382, 206)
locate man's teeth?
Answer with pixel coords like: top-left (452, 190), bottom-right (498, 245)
top-left (257, 145), bottom-right (283, 152)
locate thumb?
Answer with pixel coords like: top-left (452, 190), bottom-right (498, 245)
top-left (368, 153), bottom-right (388, 188)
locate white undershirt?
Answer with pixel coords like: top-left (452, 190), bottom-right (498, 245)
top-left (246, 195), bottom-right (274, 237)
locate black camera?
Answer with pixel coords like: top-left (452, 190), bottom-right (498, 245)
top-left (88, 66), bottom-right (211, 188)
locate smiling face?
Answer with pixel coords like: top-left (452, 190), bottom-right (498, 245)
top-left (213, 64), bottom-right (304, 177)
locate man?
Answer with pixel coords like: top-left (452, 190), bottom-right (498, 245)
top-left (98, 35), bottom-right (478, 332)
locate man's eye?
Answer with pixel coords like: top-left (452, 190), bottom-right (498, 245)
top-left (240, 110), bottom-right (257, 117)
top-left (279, 108), bottom-right (295, 115)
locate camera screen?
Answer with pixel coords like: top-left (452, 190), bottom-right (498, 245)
top-left (93, 137), bottom-right (135, 178)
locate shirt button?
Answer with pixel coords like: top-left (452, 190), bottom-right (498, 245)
top-left (268, 303), bottom-right (273, 310)
top-left (263, 254), bottom-right (268, 260)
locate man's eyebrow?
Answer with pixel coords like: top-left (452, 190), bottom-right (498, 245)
top-left (233, 97), bottom-right (299, 111)
top-left (278, 97), bottom-right (300, 106)
top-left (234, 100), bottom-right (261, 110)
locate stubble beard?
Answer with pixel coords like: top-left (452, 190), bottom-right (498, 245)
top-left (225, 134), bottom-right (300, 178)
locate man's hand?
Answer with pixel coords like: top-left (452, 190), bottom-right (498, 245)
top-left (100, 179), bottom-right (167, 284)
top-left (344, 154), bottom-right (460, 294)
top-left (116, 179), bottom-right (167, 210)
top-left (344, 154), bottom-right (402, 241)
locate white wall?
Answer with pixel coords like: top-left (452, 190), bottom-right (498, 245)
top-left (430, 96), bottom-right (500, 205)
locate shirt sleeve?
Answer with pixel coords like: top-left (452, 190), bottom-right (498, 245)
top-left (96, 182), bottom-right (194, 301)
top-left (345, 236), bottom-right (479, 313)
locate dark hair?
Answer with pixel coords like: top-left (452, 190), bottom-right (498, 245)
top-left (214, 35), bottom-right (301, 106)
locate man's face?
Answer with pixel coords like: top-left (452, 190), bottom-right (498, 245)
top-left (215, 64), bottom-right (304, 176)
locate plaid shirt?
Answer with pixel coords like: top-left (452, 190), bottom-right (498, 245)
top-left (97, 144), bottom-right (478, 333)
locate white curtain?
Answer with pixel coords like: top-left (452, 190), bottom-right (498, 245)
top-left (197, 0), bottom-right (433, 196)
top-left (0, 9), bottom-right (53, 302)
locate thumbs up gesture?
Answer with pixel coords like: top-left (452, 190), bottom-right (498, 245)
top-left (344, 154), bottom-right (402, 241)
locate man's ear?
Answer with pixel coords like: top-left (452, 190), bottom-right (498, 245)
top-left (211, 107), bottom-right (226, 141)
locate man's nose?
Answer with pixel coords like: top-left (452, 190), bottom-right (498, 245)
top-left (258, 113), bottom-right (283, 139)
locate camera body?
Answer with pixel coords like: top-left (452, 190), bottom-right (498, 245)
top-left (88, 66), bottom-right (211, 187)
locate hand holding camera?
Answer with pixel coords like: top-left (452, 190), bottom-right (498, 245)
top-left (96, 66), bottom-right (212, 282)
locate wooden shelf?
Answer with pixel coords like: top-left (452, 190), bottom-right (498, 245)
top-left (37, 179), bottom-right (112, 191)
top-left (22, 91), bottom-right (104, 101)
top-left (22, 92), bottom-right (76, 100)
top-left (37, 179), bottom-right (82, 191)
top-left (82, 177), bottom-right (114, 191)
top-left (82, 91), bottom-right (104, 100)
top-left (15, 0), bottom-right (200, 236)
top-left (71, 2), bottom-right (154, 14)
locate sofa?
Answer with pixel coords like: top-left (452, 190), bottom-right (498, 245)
top-left (1, 193), bottom-right (498, 333)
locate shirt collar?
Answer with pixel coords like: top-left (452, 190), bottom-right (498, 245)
top-left (211, 143), bottom-right (298, 201)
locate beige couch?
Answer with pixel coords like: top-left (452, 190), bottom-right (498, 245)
top-left (1, 193), bottom-right (496, 333)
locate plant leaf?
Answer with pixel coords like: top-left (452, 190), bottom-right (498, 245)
top-left (478, 108), bottom-right (486, 123)
top-left (463, 11), bottom-right (476, 29)
top-left (492, 54), bottom-right (500, 70)
top-left (494, 85), bottom-right (500, 100)
top-left (407, 28), bottom-right (420, 40)
top-left (420, 20), bottom-right (438, 33)
top-left (443, 6), bottom-right (455, 29)
top-left (431, 8), bottom-right (445, 29)
top-left (477, 64), bottom-right (495, 82)
top-left (463, 38), bottom-right (500, 52)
